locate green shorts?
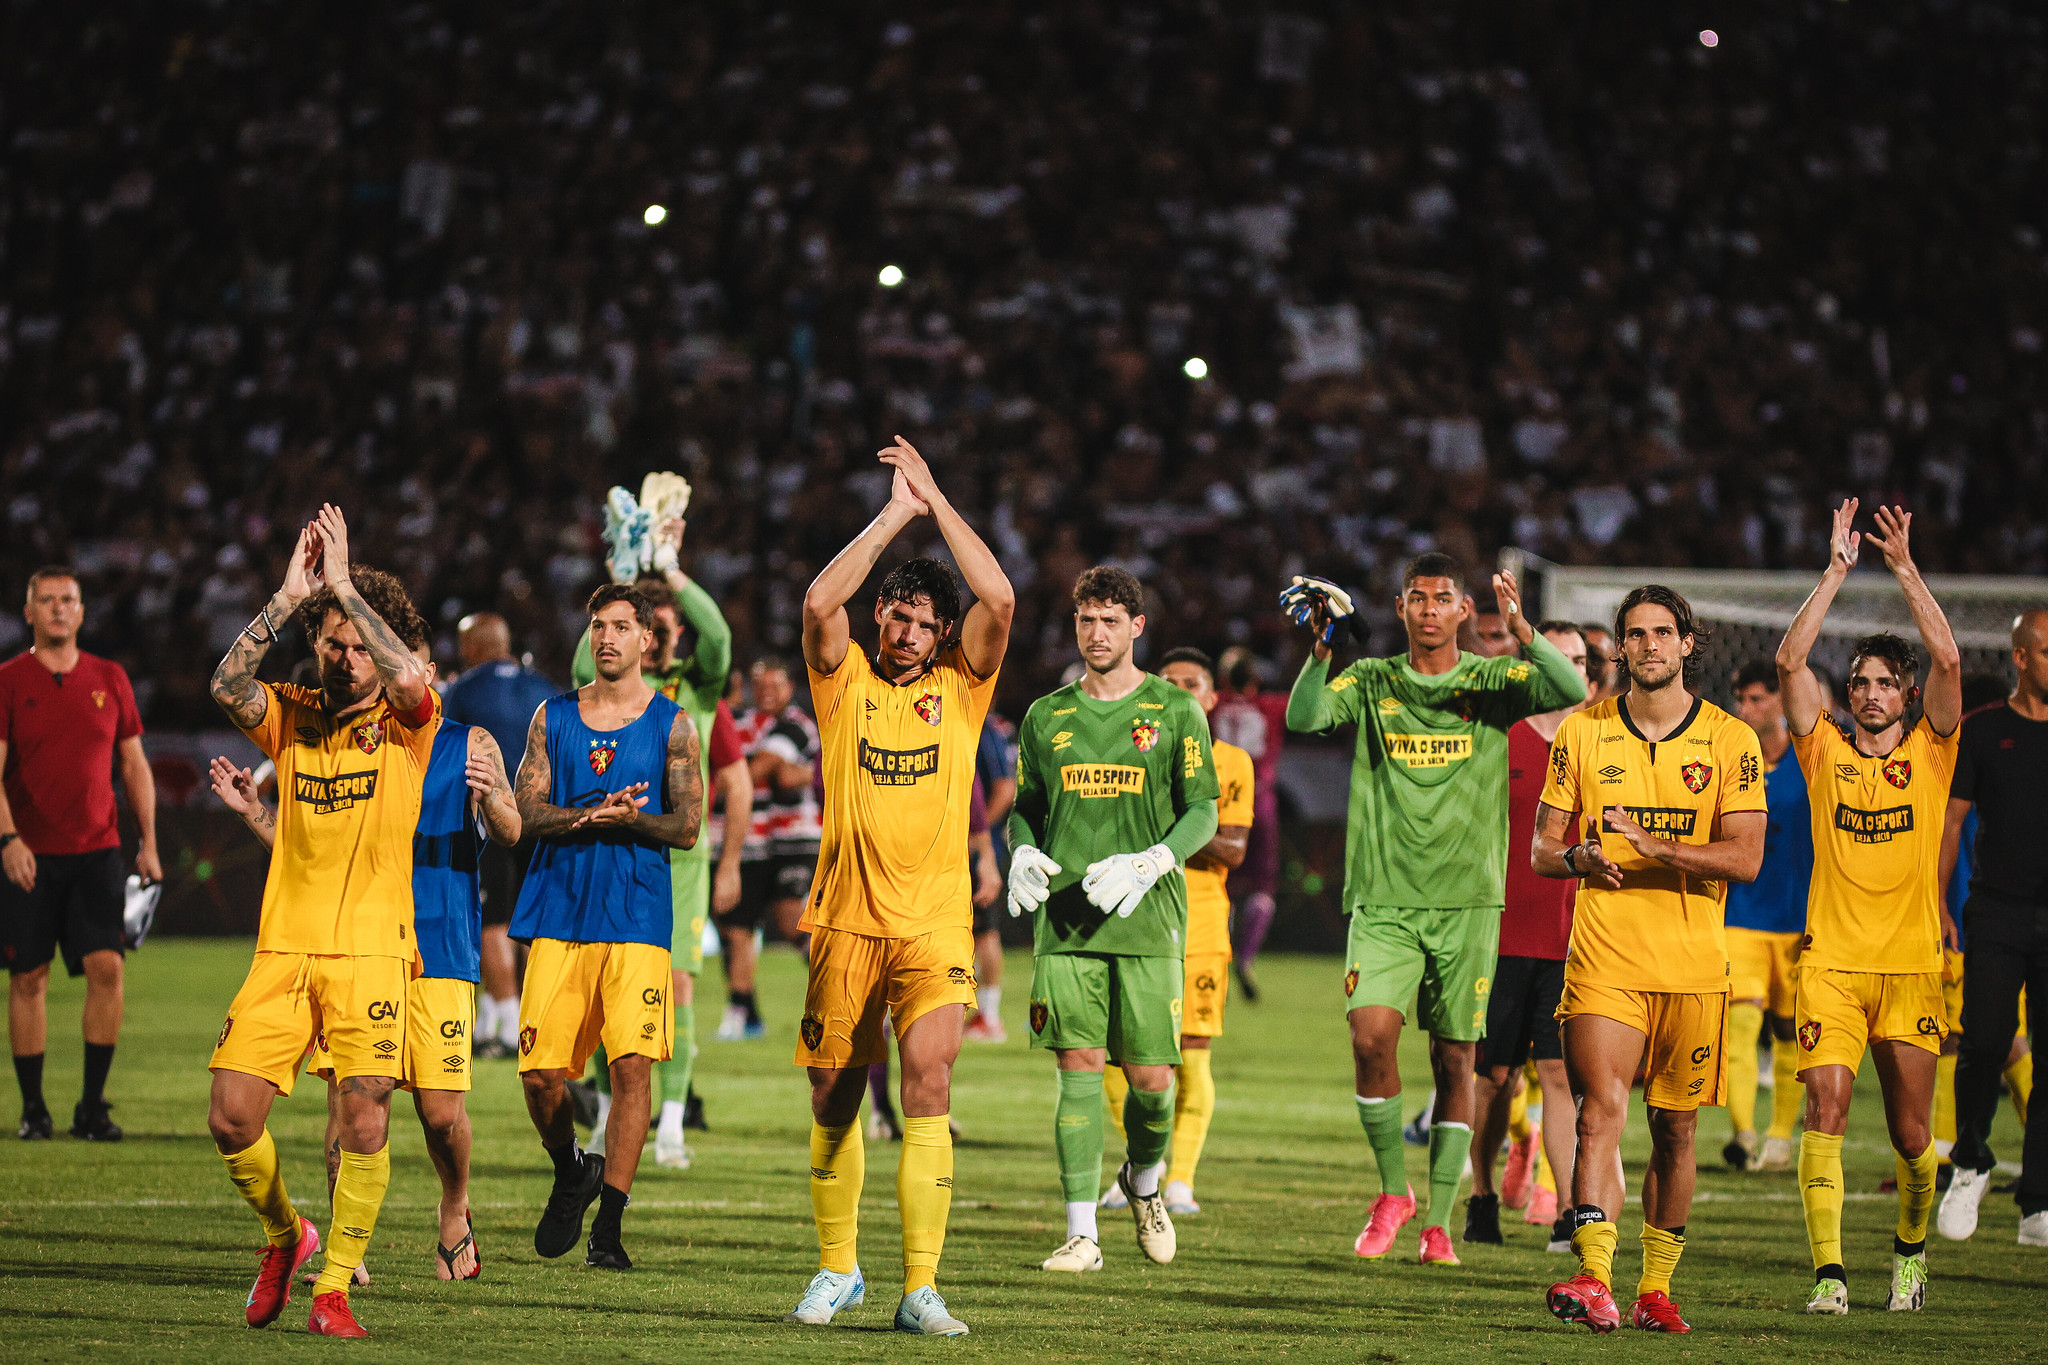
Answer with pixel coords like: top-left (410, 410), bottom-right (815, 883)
top-left (669, 853), bottom-right (708, 976)
top-left (1343, 904), bottom-right (1500, 1042)
top-left (1028, 952), bottom-right (1184, 1066)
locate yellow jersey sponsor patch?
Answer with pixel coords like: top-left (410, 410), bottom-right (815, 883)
top-left (1060, 763), bottom-right (1147, 798)
top-left (1605, 806), bottom-right (1699, 837)
top-left (858, 738), bottom-right (939, 785)
top-left (1385, 733), bottom-right (1473, 768)
top-left (1833, 802), bottom-right (1913, 842)
top-left (294, 770), bottom-right (379, 814)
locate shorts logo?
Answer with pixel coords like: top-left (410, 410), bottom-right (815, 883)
top-left (296, 724), bottom-right (322, 745)
top-left (947, 965), bottom-right (976, 986)
top-left (642, 987), bottom-right (665, 1006)
top-left (642, 1022), bottom-right (656, 1037)
top-left (1060, 764), bottom-right (1146, 798)
top-left (1798, 1019), bottom-right (1822, 1051)
top-left (1029, 1001), bottom-right (1050, 1035)
top-left (367, 999), bottom-right (399, 1022)
top-left (373, 1039), bottom-right (398, 1055)
top-left (1170, 997), bottom-right (1182, 1022)
top-left (800, 1014), bottom-right (825, 1051)
top-left (1883, 758), bottom-right (1912, 790)
top-left (1386, 734), bottom-right (1473, 769)
top-left (294, 770), bottom-right (379, 814)
top-left (589, 739), bottom-right (618, 776)
top-left (1917, 1015), bottom-right (1941, 1036)
top-left (914, 691), bottom-right (943, 726)
top-left (218, 1018), bottom-right (234, 1047)
top-left (442, 1055), bottom-right (464, 1070)
top-left (1132, 718), bottom-right (1161, 753)
top-left (351, 719), bottom-right (384, 755)
top-left (519, 1024), bottom-right (537, 1055)
top-left (1474, 976), bottom-right (1489, 998)
top-left (858, 738), bottom-right (939, 785)
top-left (1690, 1044), bottom-right (1712, 1064)
top-left (1680, 759), bottom-right (1712, 795)
top-left (1195, 972), bottom-right (1217, 992)
top-left (1834, 803), bottom-right (1913, 843)
top-left (1688, 1077), bottom-right (1705, 1095)
top-left (440, 1019), bottom-right (466, 1039)
top-left (1344, 968), bottom-right (1360, 996)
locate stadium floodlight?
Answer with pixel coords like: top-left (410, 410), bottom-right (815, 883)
top-left (1699, 29), bottom-right (1719, 48)
top-left (1183, 357), bottom-right (1209, 380)
top-left (643, 204), bottom-right (668, 226)
top-left (878, 264), bottom-right (905, 287)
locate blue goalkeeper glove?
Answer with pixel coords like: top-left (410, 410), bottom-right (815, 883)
top-left (1278, 575), bottom-right (1356, 645)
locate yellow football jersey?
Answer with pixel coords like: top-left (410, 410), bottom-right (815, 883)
top-left (1793, 712), bottom-right (1956, 974)
top-left (805, 644), bottom-right (998, 939)
top-left (243, 682), bottom-right (441, 959)
top-left (1541, 695), bottom-right (1767, 993)
top-left (1185, 740), bottom-right (1254, 959)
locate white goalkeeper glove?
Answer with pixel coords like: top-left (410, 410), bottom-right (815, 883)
top-left (1082, 843), bottom-right (1177, 919)
top-left (601, 486), bottom-right (655, 584)
top-left (1278, 575), bottom-right (1356, 645)
top-left (1007, 845), bottom-right (1062, 917)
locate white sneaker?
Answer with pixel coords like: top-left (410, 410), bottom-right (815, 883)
top-left (655, 1126), bottom-right (691, 1170)
top-left (1886, 1251), bottom-right (1928, 1310)
top-left (1119, 1162), bottom-right (1177, 1265)
top-left (785, 1266), bottom-right (864, 1325)
top-left (2020, 1211), bottom-right (2048, 1247)
top-left (1040, 1234), bottom-right (1104, 1272)
top-left (1163, 1179), bottom-right (1200, 1215)
top-left (587, 1123), bottom-right (608, 1159)
top-left (1938, 1166), bottom-right (1992, 1241)
top-left (1099, 1182), bottom-right (1129, 1210)
top-left (714, 1005), bottom-right (749, 1041)
top-left (1758, 1135), bottom-right (1794, 1171)
top-left (894, 1286), bottom-right (969, 1335)
top-left (1805, 1277), bottom-right (1849, 1315)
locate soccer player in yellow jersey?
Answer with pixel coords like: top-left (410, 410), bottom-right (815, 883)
top-left (1533, 585), bottom-right (1767, 1334)
top-left (785, 436), bottom-right (1013, 1337)
top-left (1776, 499), bottom-right (1962, 1315)
top-left (206, 506), bottom-right (440, 1338)
top-left (1102, 647), bottom-right (1254, 1216)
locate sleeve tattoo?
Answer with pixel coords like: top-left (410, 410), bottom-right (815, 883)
top-left (632, 711), bottom-right (704, 850)
top-left (513, 706), bottom-right (586, 839)
top-left (211, 592), bottom-right (292, 728)
top-left (333, 580), bottom-right (424, 696)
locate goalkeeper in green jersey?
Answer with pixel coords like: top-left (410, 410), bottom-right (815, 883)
top-left (1283, 552), bottom-right (1585, 1267)
top-left (1008, 567), bottom-right (1220, 1274)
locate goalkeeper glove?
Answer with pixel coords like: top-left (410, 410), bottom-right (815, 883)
top-left (1081, 843), bottom-right (1177, 919)
top-left (1007, 845), bottom-right (1062, 917)
top-left (601, 486), bottom-right (655, 585)
top-left (1278, 575), bottom-right (1356, 645)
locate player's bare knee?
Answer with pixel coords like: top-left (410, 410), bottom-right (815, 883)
top-left (80, 950), bottom-right (123, 989)
top-left (9, 963), bottom-right (49, 998)
top-left (1646, 1106), bottom-right (1696, 1143)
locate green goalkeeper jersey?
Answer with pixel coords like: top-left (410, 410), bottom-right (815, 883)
top-left (1287, 634), bottom-right (1585, 912)
top-left (1011, 674), bottom-right (1221, 958)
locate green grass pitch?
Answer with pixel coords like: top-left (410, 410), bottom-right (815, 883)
top-left (1, 941), bottom-right (2039, 1362)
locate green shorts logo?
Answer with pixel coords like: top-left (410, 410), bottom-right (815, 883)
top-left (1344, 968), bottom-right (1360, 996)
top-left (1030, 1001), bottom-right (1050, 1035)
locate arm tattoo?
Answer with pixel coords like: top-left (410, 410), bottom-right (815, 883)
top-left (211, 591), bottom-right (292, 728)
top-left (470, 729), bottom-right (522, 845)
top-left (629, 711), bottom-right (704, 850)
top-left (248, 801), bottom-right (277, 845)
top-left (333, 580), bottom-right (423, 698)
top-left (513, 706), bottom-right (587, 839)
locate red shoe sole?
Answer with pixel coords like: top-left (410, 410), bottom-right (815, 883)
top-left (1547, 1285), bottom-right (1618, 1334)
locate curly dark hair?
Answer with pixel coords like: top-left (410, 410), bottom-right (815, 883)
top-left (587, 582), bottom-right (655, 629)
top-left (1613, 584), bottom-right (1708, 675)
top-left (878, 557), bottom-right (963, 633)
top-left (1849, 632), bottom-right (1920, 688)
top-left (1072, 565), bottom-right (1145, 616)
top-left (1158, 646), bottom-right (1215, 681)
top-left (297, 565), bottom-right (428, 650)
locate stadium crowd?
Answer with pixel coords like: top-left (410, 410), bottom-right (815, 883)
top-left (7, 3), bottom-right (2048, 726)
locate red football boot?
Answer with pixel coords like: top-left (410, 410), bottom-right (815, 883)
top-left (307, 1291), bottom-right (369, 1338)
top-left (245, 1216), bottom-right (320, 1328)
top-left (1547, 1274), bottom-right (1621, 1334)
top-left (1629, 1290), bottom-right (1693, 1333)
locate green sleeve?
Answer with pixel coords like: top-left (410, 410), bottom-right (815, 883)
top-left (571, 628), bottom-right (596, 688)
top-left (1007, 706), bottom-right (1048, 851)
top-left (1286, 654), bottom-right (1362, 733)
top-left (673, 575), bottom-right (733, 691)
top-left (1511, 628), bottom-right (1587, 717)
top-left (1161, 798), bottom-right (1218, 864)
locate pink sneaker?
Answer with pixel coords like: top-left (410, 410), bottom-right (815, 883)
top-left (1418, 1224), bottom-right (1462, 1266)
top-left (1523, 1183), bottom-right (1559, 1228)
top-left (1353, 1187), bottom-right (1417, 1259)
top-left (1502, 1127), bottom-right (1540, 1209)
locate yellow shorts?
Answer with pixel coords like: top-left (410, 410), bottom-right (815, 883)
top-left (517, 939), bottom-right (672, 1075)
top-left (1727, 927), bottom-right (1801, 1016)
top-left (211, 952), bottom-right (410, 1097)
top-left (1182, 952), bottom-right (1231, 1039)
top-left (795, 924), bottom-right (977, 1070)
top-left (1557, 978), bottom-right (1728, 1111)
top-left (309, 976), bottom-right (477, 1092)
top-left (1795, 966), bottom-right (1946, 1075)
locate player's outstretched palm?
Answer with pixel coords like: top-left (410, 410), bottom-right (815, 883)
top-left (881, 436), bottom-right (938, 515)
top-left (1863, 503), bottom-right (1916, 575)
top-left (209, 756), bottom-right (262, 817)
top-left (313, 503), bottom-right (353, 585)
top-left (282, 525), bottom-right (324, 602)
top-left (1828, 498), bottom-right (1862, 572)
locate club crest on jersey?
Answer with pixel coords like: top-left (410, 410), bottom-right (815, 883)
top-left (589, 739), bottom-right (619, 775)
top-left (1131, 718), bottom-right (1161, 753)
top-left (1680, 759), bottom-right (1712, 794)
top-left (914, 690), bottom-right (943, 726)
top-left (1883, 757), bottom-right (1912, 789)
top-left (1798, 1019), bottom-right (1822, 1051)
top-left (92, 689), bottom-right (109, 709)
top-left (352, 719), bottom-right (384, 755)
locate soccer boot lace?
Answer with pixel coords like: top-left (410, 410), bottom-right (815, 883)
top-left (894, 1286), bottom-right (969, 1336)
top-left (69, 1099), bottom-right (122, 1142)
top-left (307, 1290), bottom-right (368, 1337)
top-left (1886, 1251), bottom-right (1928, 1310)
top-left (1163, 1179), bottom-right (1200, 1216)
top-left (785, 1266), bottom-right (865, 1324)
top-left (17, 1102), bottom-right (53, 1140)
top-left (1502, 1130), bottom-right (1540, 1208)
top-left (1119, 1162), bottom-right (1177, 1264)
top-left (1547, 1274), bottom-right (1621, 1333)
top-left (1464, 1192), bottom-right (1504, 1245)
top-left (1629, 1290), bottom-right (1692, 1332)
top-left (1805, 1277), bottom-right (1849, 1314)
top-left (1040, 1235), bottom-right (1104, 1272)
top-left (245, 1215), bottom-right (320, 1328)
top-left (1419, 1224), bottom-right (1462, 1266)
top-left (534, 1150), bottom-right (605, 1258)
top-left (1938, 1166), bottom-right (1991, 1240)
top-left (1354, 1186), bottom-right (1416, 1259)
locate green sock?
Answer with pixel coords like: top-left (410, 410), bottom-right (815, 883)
top-left (660, 999), bottom-right (696, 1105)
top-left (1055, 1071), bottom-right (1106, 1203)
top-left (593, 1044), bottom-right (611, 1096)
top-left (1356, 1095), bottom-right (1409, 1197)
top-left (1122, 1080), bottom-right (1176, 1173)
top-left (1426, 1121), bottom-right (1473, 1230)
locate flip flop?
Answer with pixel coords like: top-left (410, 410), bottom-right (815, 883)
top-left (437, 1215), bottom-right (480, 1281)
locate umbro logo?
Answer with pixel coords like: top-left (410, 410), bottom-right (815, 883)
top-left (442, 1055), bottom-right (464, 1069)
top-left (373, 1039), bottom-right (398, 1055)
top-left (1598, 764), bottom-right (1625, 782)
top-left (865, 699), bottom-right (877, 714)
top-left (1836, 764), bottom-right (1859, 781)
top-left (343, 1226), bottom-right (371, 1239)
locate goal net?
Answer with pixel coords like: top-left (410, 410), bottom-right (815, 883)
top-left (1502, 551), bottom-right (2048, 709)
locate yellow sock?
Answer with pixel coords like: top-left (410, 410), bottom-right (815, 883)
top-left (1769, 1037), bottom-right (1804, 1140)
top-left (1896, 1145), bottom-right (1937, 1248)
top-left (1536, 1137), bottom-right (1556, 1193)
top-left (1637, 1224), bottom-right (1686, 1298)
top-left (1799, 1131), bottom-right (1845, 1271)
top-left (809, 1120), bottom-right (863, 1274)
top-left (1507, 1076), bottom-right (1532, 1146)
top-left (1102, 1065), bottom-right (1128, 1143)
top-left (313, 1147), bottom-right (390, 1296)
top-left (1166, 1048), bottom-right (1215, 1190)
top-left (221, 1129), bottom-right (300, 1247)
top-left (2006, 1051), bottom-right (2032, 1126)
top-left (1933, 1053), bottom-right (1958, 1159)
top-left (898, 1115), bottom-right (953, 1295)
top-left (1571, 1219), bottom-right (1618, 1289)
top-left (1726, 1003), bottom-right (1763, 1137)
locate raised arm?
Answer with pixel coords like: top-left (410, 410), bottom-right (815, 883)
top-left (625, 709), bottom-right (705, 850)
top-left (1286, 653), bottom-right (1353, 734)
top-left (314, 503), bottom-right (428, 715)
top-left (465, 727), bottom-right (522, 847)
top-left (513, 704), bottom-right (589, 840)
top-left (1864, 504), bottom-right (1963, 735)
top-left (802, 481), bottom-right (924, 677)
top-left (1494, 573), bottom-right (1587, 714)
top-left (658, 522), bottom-right (734, 686)
top-left (1775, 498), bottom-right (1859, 737)
top-left (880, 437), bottom-right (1015, 679)
top-left (211, 525), bottom-right (319, 728)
